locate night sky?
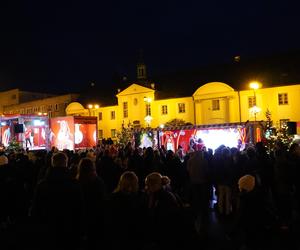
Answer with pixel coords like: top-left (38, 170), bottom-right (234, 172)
top-left (0, 1), bottom-right (299, 96)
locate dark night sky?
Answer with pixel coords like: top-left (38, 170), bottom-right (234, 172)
top-left (0, 1), bottom-right (299, 96)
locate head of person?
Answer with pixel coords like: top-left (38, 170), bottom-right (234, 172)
top-left (161, 175), bottom-right (172, 192)
top-left (114, 171), bottom-right (139, 194)
top-left (0, 154), bottom-right (8, 167)
top-left (145, 172), bottom-right (163, 194)
top-left (51, 152), bottom-right (68, 168)
top-left (238, 174), bottom-right (255, 193)
top-left (76, 157), bottom-right (96, 182)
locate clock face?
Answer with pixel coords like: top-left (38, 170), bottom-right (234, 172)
top-left (134, 98), bottom-right (138, 105)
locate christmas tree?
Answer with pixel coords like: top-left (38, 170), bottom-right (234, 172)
top-left (116, 122), bottom-right (134, 147)
top-left (264, 109), bottom-right (294, 152)
top-left (7, 137), bottom-right (22, 152)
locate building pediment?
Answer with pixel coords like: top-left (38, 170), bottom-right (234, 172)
top-left (116, 83), bottom-right (154, 97)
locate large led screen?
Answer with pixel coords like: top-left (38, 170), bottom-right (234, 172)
top-left (160, 127), bottom-right (246, 153)
top-left (50, 117), bottom-right (75, 151)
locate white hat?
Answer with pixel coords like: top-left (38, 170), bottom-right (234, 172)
top-left (0, 155), bottom-right (8, 166)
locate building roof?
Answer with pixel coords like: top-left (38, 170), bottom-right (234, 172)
top-left (152, 49), bottom-right (300, 98)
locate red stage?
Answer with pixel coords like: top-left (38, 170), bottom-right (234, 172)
top-left (0, 114), bottom-right (49, 150)
top-left (49, 116), bottom-right (97, 151)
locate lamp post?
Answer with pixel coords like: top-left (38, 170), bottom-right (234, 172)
top-left (143, 97), bottom-right (152, 127)
top-left (87, 104), bottom-right (99, 116)
top-left (249, 81), bottom-right (261, 122)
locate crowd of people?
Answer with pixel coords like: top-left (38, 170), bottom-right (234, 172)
top-left (0, 140), bottom-right (300, 249)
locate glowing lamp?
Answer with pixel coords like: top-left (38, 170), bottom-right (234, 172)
top-left (94, 104), bottom-right (99, 109)
top-left (88, 104), bottom-right (93, 109)
top-left (159, 124), bottom-right (165, 129)
top-left (249, 81), bottom-right (260, 90)
top-left (143, 97), bottom-right (152, 103)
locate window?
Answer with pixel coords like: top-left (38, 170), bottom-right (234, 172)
top-left (33, 107), bottom-right (38, 112)
top-left (98, 130), bottom-right (103, 139)
top-left (145, 103), bottom-right (151, 116)
top-left (123, 102), bottom-right (128, 118)
top-left (111, 111), bottom-right (116, 120)
top-left (212, 99), bottom-right (220, 111)
top-left (133, 98), bottom-right (138, 105)
top-left (98, 112), bottom-right (103, 121)
top-left (248, 96), bottom-right (256, 108)
top-left (278, 93), bottom-right (288, 105)
top-left (111, 129), bottom-right (116, 138)
top-left (161, 105), bottom-right (168, 115)
top-left (55, 104), bottom-right (59, 111)
top-left (27, 108), bottom-right (32, 114)
top-left (20, 109), bottom-right (24, 114)
top-left (178, 103), bottom-right (186, 113)
top-left (48, 104), bottom-right (53, 111)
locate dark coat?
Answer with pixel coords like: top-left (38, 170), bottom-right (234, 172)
top-left (32, 167), bottom-right (85, 248)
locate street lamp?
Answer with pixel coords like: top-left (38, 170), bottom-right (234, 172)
top-left (87, 104), bottom-right (99, 116)
top-left (249, 81), bottom-right (261, 121)
top-left (143, 96), bottom-right (152, 127)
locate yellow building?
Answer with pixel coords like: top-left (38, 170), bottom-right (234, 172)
top-left (66, 80), bottom-right (300, 139)
top-left (1, 89), bottom-right (79, 118)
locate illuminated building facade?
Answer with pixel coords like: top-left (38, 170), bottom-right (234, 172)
top-left (66, 80), bottom-right (300, 140)
top-left (1, 89), bottom-right (79, 118)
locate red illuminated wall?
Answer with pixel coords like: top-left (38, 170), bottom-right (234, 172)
top-left (74, 123), bottom-right (97, 149)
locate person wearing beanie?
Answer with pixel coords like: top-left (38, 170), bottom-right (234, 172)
top-left (0, 155), bottom-right (8, 166)
top-left (238, 174), bottom-right (255, 193)
top-left (233, 174), bottom-right (265, 249)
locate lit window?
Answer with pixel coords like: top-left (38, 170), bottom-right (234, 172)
top-left (145, 103), bottom-right (151, 116)
top-left (111, 129), bottom-right (116, 138)
top-left (178, 103), bottom-right (185, 113)
top-left (111, 111), bottom-right (116, 120)
top-left (98, 130), bottom-right (103, 139)
top-left (98, 112), bottom-right (103, 121)
top-left (212, 99), bottom-right (220, 111)
top-left (123, 102), bottom-right (128, 118)
top-left (278, 93), bottom-right (288, 105)
top-left (248, 96), bottom-right (256, 108)
top-left (161, 105), bottom-right (168, 115)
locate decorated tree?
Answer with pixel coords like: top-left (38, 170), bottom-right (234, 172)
top-left (116, 122), bottom-right (134, 147)
top-left (7, 137), bottom-right (22, 152)
top-left (264, 109), bottom-right (294, 152)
